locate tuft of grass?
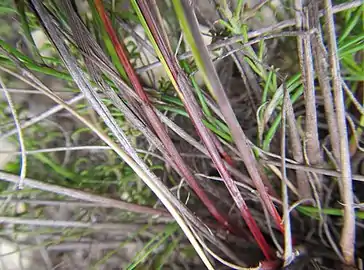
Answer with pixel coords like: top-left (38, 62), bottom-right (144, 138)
top-left (0, 0), bottom-right (362, 269)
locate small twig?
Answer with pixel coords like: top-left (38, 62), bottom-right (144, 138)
top-left (0, 87), bottom-right (76, 95)
top-left (228, 45), bottom-right (259, 111)
top-left (133, 1), bottom-right (362, 75)
top-left (0, 216), bottom-right (151, 231)
top-left (0, 146), bottom-right (166, 162)
top-left (324, 0), bottom-right (355, 264)
top-left (212, 30), bottom-right (315, 63)
top-left (288, 198), bottom-right (316, 214)
top-left (0, 198), bottom-right (120, 208)
top-left (183, 225), bottom-right (254, 270)
top-left (94, 0), bottom-right (233, 236)
top-left (324, 179), bottom-right (345, 262)
top-left (36, 241), bottom-right (138, 251)
top-left (0, 76), bottom-right (26, 189)
top-left (309, 1), bottom-right (340, 165)
top-left (246, 0), bottom-right (362, 39)
top-left (7, 3), bottom-right (221, 266)
top-left (284, 80), bottom-right (311, 199)
top-left (0, 93), bottom-right (84, 140)
top-left (118, 19), bottom-right (156, 56)
top-left (0, 171), bottom-right (170, 217)
top-left (304, 171), bottom-right (339, 260)
top-left (261, 202), bottom-right (283, 256)
top-left (0, 62), bottom-right (251, 265)
top-left (295, 1), bottom-right (323, 179)
top-left (281, 83), bottom-right (293, 266)
top-left (346, 114), bottom-right (364, 153)
top-left (196, 173), bottom-right (282, 205)
top-left (242, 0), bottom-right (270, 22)
top-left (261, 160), bottom-right (364, 182)
top-left (175, 32), bottom-right (184, 57)
top-left (34, 236), bottom-right (53, 269)
top-left (267, 164), bottom-right (299, 197)
top-left (176, 0), bottom-right (283, 240)
top-left (342, 80), bottom-right (364, 116)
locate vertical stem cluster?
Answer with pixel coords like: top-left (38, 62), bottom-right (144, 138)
top-left (93, 0), bottom-right (237, 234)
top-left (324, 0), bottom-right (355, 265)
top-left (132, 0), bottom-right (285, 260)
top-left (294, 0), bottom-right (323, 175)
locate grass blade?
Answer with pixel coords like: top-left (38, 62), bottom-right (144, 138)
top-left (172, 0), bottom-right (283, 235)
top-left (93, 0), bottom-right (236, 235)
top-left (133, 0), bottom-right (274, 260)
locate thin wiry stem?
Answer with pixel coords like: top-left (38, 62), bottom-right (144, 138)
top-left (0, 54), bottom-right (213, 269)
top-left (308, 1), bottom-right (340, 165)
top-left (295, 1), bottom-right (323, 175)
top-left (0, 145), bottom-right (162, 159)
top-left (288, 198), bottom-right (316, 214)
top-left (157, 111), bottom-right (259, 188)
top-left (261, 201), bottom-right (283, 255)
top-left (284, 81), bottom-right (311, 199)
top-left (0, 198), bottom-right (127, 208)
top-left (246, 0), bottom-right (362, 39)
top-left (0, 217), bottom-right (150, 231)
top-left (324, 0), bottom-right (355, 264)
top-left (304, 171), bottom-right (336, 260)
top-left (346, 114), bottom-right (364, 153)
top-left (184, 150), bottom-right (364, 181)
top-left (212, 31), bottom-right (316, 70)
top-left (242, 0), bottom-right (271, 21)
top-left (133, 1), bottom-right (363, 75)
top-left (281, 83), bottom-right (293, 266)
top-left (0, 94), bottom-right (84, 140)
top-left (0, 64), bottom-right (244, 267)
top-left (0, 88), bottom-right (75, 94)
top-left (267, 164), bottom-right (299, 197)
top-left (0, 171), bottom-right (169, 217)
top-left (35, 242), bottom-right (144, 252)
top-left (196, 174), bottom-right (282, 205)
top-left (1, 18), bottom-right (229, 267)
top-left (0, 146), bottom-right (168, 166)
top-left (324, 180), bottom-right (346, 261)
top-left (136, 0), bottom-right (274, 259)
top-left (34, 236), bottom-right (53, 269)
top-left (93, 0), bottom-right (235, 234)
top-left (175, 0), bottom-right (283, 236)
top-left (262, 160), bottom-right (364, 182)
top-left (228, 46), bottom-right (259, 111)
top-left (342, 80), bottom-right (364, 116)
top-left (0, 76), bottom-right (26, 188)
top-left (185, 225), bottom-right (276, 270)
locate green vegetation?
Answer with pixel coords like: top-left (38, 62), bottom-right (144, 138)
top-left (0, 0), bottom-right (363, 269)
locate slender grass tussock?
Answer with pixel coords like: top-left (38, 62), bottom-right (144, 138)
top-left (0, 0), bottom-right (362, 269)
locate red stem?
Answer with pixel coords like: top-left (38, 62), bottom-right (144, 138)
top-left (93, 0), bottom-right (240, 235)
top-left (135, 0), bottom-right (274, 260)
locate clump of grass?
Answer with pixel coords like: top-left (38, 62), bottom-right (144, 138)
top-left (0, 0), bottom-right (363, 269)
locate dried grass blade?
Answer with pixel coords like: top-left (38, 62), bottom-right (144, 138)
top-left (134, 0), bottom-right (274, 260)
top-left (171, 0), bottom-right (283, 232)
top-left (308, 1), bottom-right (340, 165)
top-left (294, 0), bottom-right (323, 174)
top-left (14, 0), bottom-right (43, 62)
top-left (92, 0), bottom-right (235, 233)
top-left (323, 0), bottom-right (356, 264)
top-left (284, 88), bottom-right (311, 199)
top-left (0, 41), bottom-right (215, 270)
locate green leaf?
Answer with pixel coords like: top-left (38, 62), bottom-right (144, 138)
top-left (297, 206), bottom-right (364, 219)
top-left (126, 223), bottom-right (179, 270)
top-left (14, 0), bottom-right (43, 61)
